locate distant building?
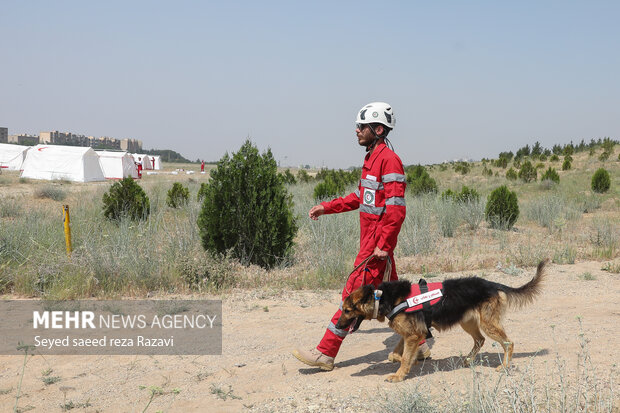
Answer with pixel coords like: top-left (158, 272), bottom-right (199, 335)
top-left (8, 134), bottom-right (39, 145)
top-left (0, 127), bottom-right (7, 143)
top-left (120, 138), bottom-right (142, 153)
top-left (39, 131), bottom-right (141, 151)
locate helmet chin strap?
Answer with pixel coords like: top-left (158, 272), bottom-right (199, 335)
top-left (365, 125), bottom-right (382, 152)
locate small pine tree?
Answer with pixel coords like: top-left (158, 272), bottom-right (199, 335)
top-left (562, 159), bottom-right (572, 171)
top-left (456, 186), bottom-right (480, 203)
top-left (485, 185), bottom-right (519, 230)
top-left (297, 169), bottom-right (312, 183)
top-left (197, 140), bottom-right (297, 269)
top-left (591, 168), bottom-right (611, 193)
top-left (518, 160), bottom-right (537, 183)
top-left (541, 167), bottom-right (560, 184)
top-left (550, 154), bottom-right (559, 162)
top-left (407, 165), bottom-right (438, 195)
top-left (102, 177), bottom-right (150, 221)
top-left (441, 189), bottom-right (457, 201)
top-left (313, 176), bottom-right (344, 200)
top-left (166, 182), bottom-right (189, 208)
top-left (506, 168), bottom-right (518, 181)
top-left (279, 169), bottom-right (297, 185)
top-left (598, 151), bottom-right (610, 162)
top-left (454, 162), bottom-right (470, 175)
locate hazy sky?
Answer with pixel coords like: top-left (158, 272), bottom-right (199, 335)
top-left (2, 1), bottom-right (619, 168)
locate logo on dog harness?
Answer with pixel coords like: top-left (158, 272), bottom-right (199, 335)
top-left (386, 280), bottom-right (443, 321)
top-left (406, 289), bottom-right (442, 307)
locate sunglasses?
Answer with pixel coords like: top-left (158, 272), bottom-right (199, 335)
top-left (356, 123), bottom-right (369, 131)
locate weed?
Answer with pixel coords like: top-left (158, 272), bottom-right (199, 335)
top-left (41, 376), bottom-right (61, 385)
top-left (34, 186), bottom-right (67, 201)
top-left (579, 272), bottom-right (596, 281)
top-left (498, 262), bottom-right (522, 276)
top-left (210, 383), bottom-right (241, 401)
top-left (435, 197), bottom-right (460, 237)
top-left (14, 343), bottom-right (35, 413)
top-left (553, 246), bottom-right (577, 264)
top-left (601, 261), bottom-right (620, 274)
top-left (60, 400), bottom-right (92, 411)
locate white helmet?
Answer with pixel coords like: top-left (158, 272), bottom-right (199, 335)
top-left (356, 102), bottom-right (395, 129)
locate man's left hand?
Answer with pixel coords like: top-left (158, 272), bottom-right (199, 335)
top-left (372, 247), bottom-right (388, 260)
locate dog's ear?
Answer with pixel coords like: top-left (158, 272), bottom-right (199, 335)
top-left (361, 285), bottom-right (374, 303)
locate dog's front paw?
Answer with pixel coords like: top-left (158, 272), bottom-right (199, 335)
top-left (386, 374), bottom-right (404, 383)
top-left (496, 364), bottom-right (511, 372)
top-left (388, 352), bottom-right (402, 363)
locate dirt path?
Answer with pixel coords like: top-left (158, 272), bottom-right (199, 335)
top-left (1, 261), bottom-right (618, 412)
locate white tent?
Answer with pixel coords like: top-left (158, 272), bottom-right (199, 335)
top-left (0, 143), bottom-right (30, 171)
top-left (151, 155), bottom-right (162, 170)
top-left (132, 154), bottom-right (152, 170)
top-left (96, 151), bottom-right (139, 179)
top-left (21, 145), bottom-right (105, 182)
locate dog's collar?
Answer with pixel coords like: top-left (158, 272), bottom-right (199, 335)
top-left (373, 290), bottom-right (382, 319)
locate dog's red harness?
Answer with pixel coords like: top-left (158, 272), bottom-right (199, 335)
top-left (403, 281), bottom-right (443, 313)
top-left (385, 279), bottom-right (444, 335)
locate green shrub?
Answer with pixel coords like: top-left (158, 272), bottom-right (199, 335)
top-left (541, 167), bottom-right (560, 184)
top-left (279, 169), bottom-right (296, 185)
top-left (506, 167), bottom-right (518, 181)
top-left (518, 160), bottom-right (537, 183)
top-left (495, 157), bottom-right (509, 168)
top-left (456, 185), bottom-right (480, 203)
top-left (482, 166), bottom-right (493, 177)
top-left (591, 168), bottom-right (611, 193)
top-left (166, 182), bottom-right (189, 208)
top-left (102, 177), bottom-right (150, 221)
top-left (550, 154), bottom-right (559, 162)
top-left (441, 189), bottom-right (456, 201)
top-left (562, 159), bottom-right (572, 171)
top-left (297, 169), bottom-right (312, 183)
top-left (485, 185), bottom-right (519, 229)
top-left (313, 176), bottom-right (344, 200)
top-left (406, 165), bottom-right (437, 195)
top-left (454, 162), bottom-right (470, 175)
top-left (564, 154), bottom-right (573, 162)
top-left (197, 182), bottom-right (208, 201)
top-left (598, 151), bottom-right (611, 162)
top-left (197, 140), bottom-right (297, 269)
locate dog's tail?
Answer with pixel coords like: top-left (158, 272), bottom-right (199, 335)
top-left (503, 259), bottom-right (548, 308)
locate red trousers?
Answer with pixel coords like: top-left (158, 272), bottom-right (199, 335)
top-left (316, 256), bottom-right (397, 358)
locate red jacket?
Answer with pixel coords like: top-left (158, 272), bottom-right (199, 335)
top-left (321, 143), bottom-right (406, 264)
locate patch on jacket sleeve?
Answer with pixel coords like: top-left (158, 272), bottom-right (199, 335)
top-left (363, 188), bottom-right (376, 206)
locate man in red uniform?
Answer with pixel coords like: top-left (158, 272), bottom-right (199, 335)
top-left (293, 102), bottom-right (429, 371)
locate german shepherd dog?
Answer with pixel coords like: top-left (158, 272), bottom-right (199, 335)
top-left (335, 260), bottom-right (547, 382)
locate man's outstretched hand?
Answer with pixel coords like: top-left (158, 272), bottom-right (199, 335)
top-left (308, 205), bottom-right (325, 221)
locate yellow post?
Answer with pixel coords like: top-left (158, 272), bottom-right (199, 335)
top-left (63, 205), bottom-right (72, 257)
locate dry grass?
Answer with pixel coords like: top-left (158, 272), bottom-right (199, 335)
top-left (0, 145), bottom-right (618, 297)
